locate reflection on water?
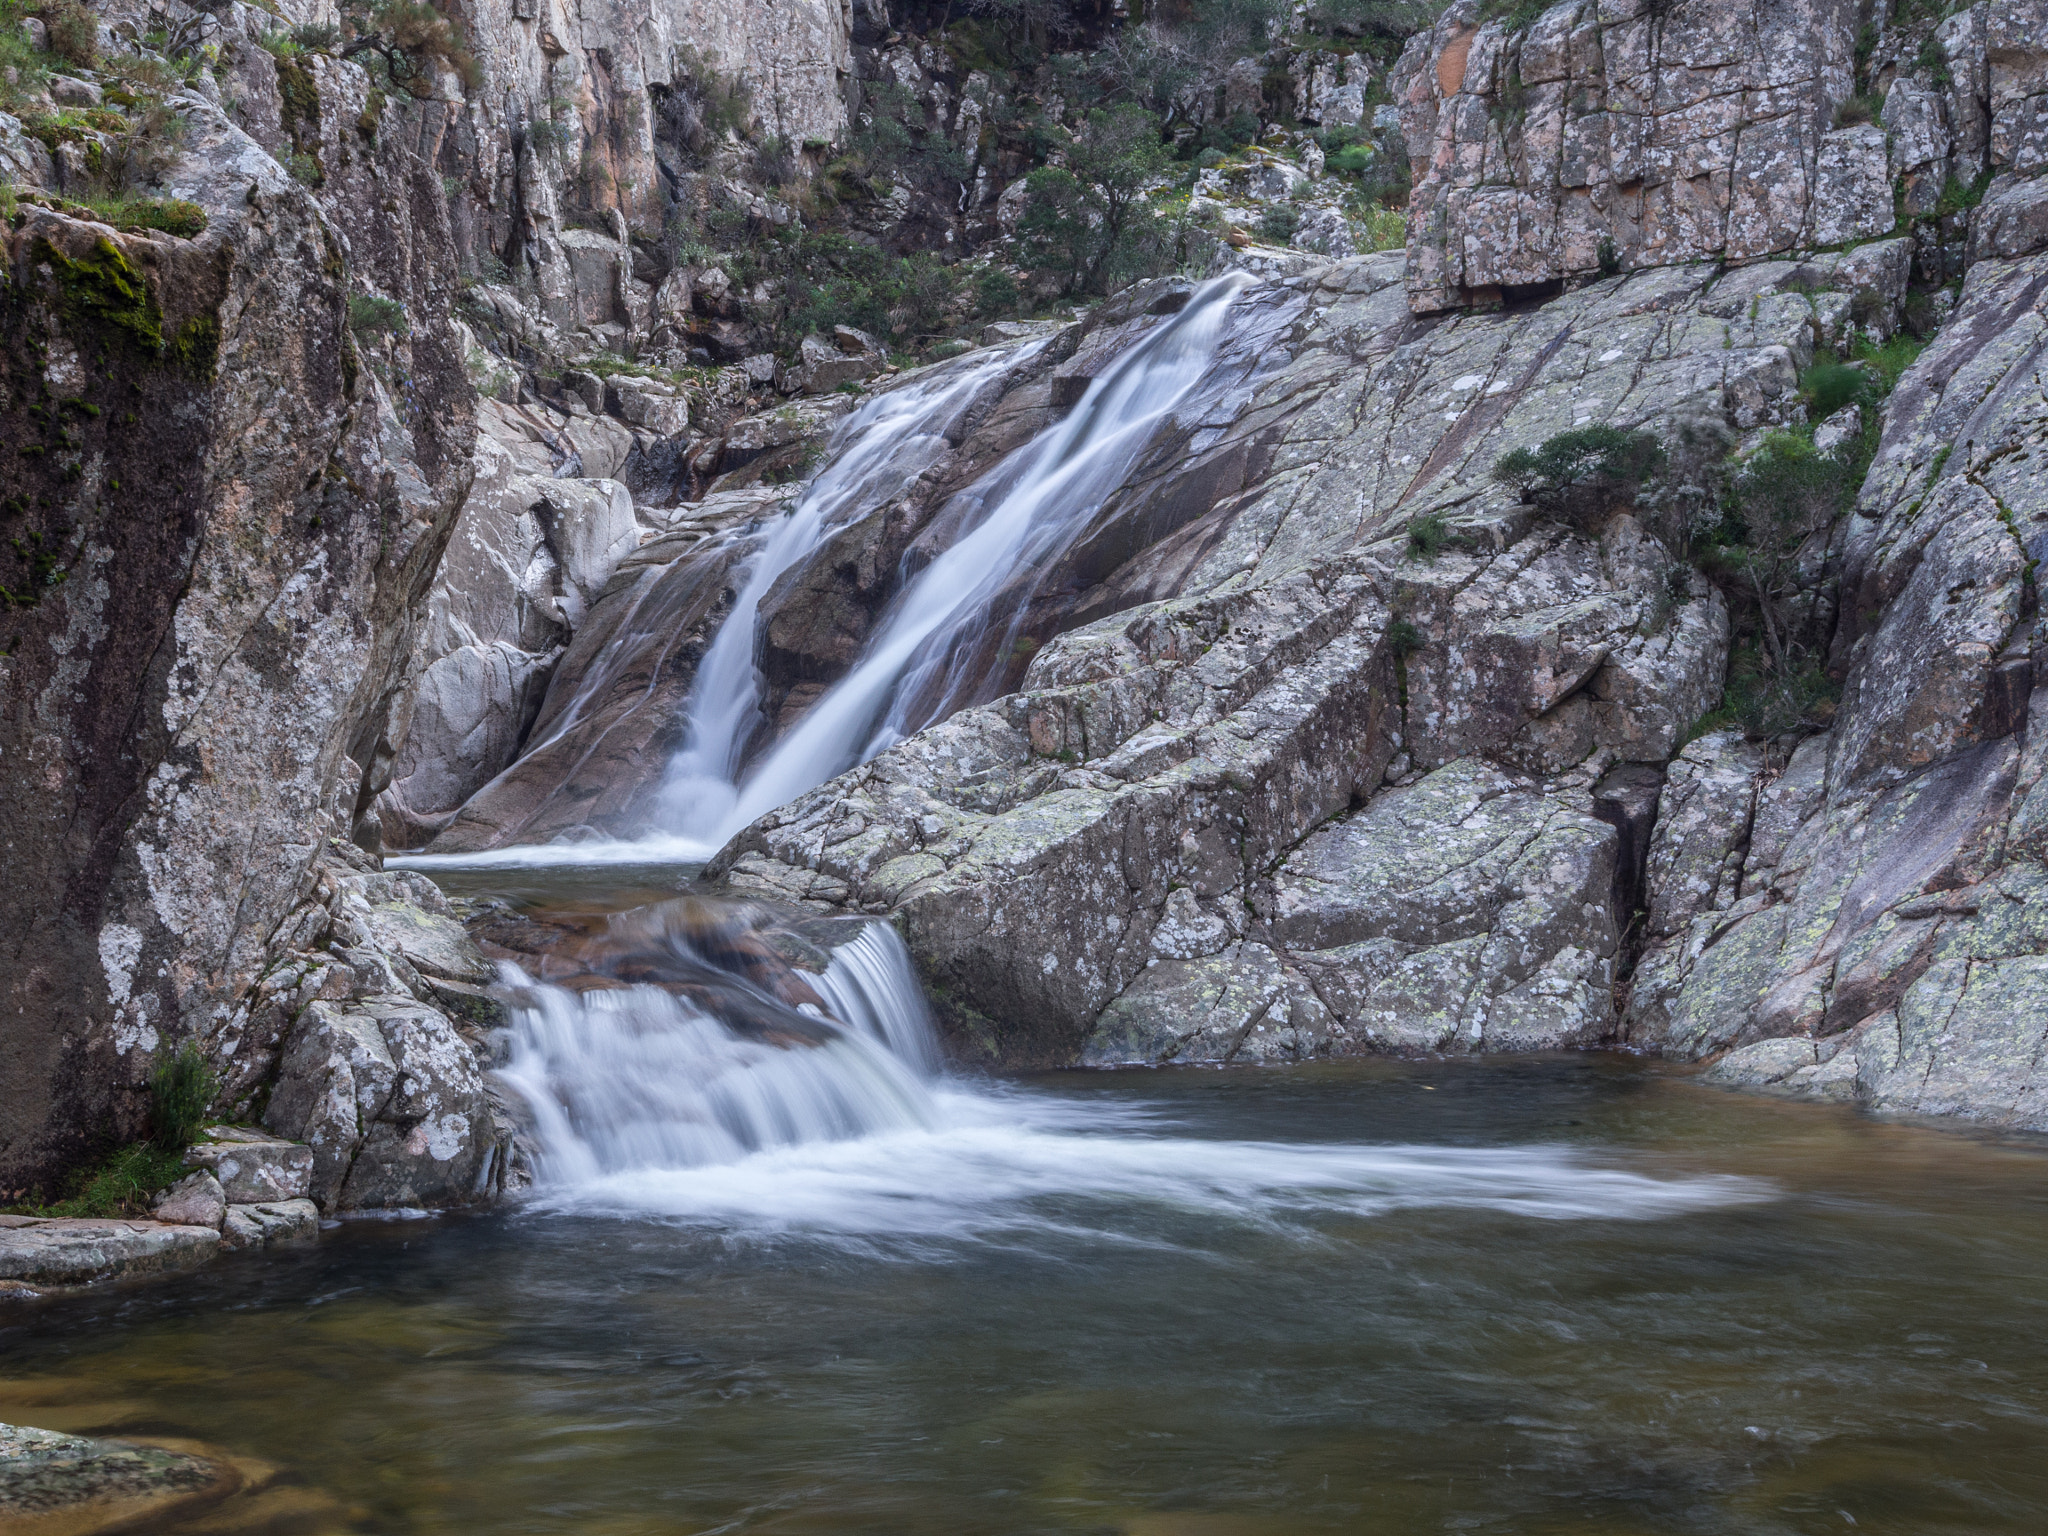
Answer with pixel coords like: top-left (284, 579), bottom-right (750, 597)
top-left (5, 1057), bottom-right (2048, 1535)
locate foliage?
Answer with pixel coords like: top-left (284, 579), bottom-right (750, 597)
top-left (1478, 0), bottom-right (1550, 33)
top-left (831, 77), bottom-right (970, 198)
top-left (149, 1043), bottom-right (218, 1152)
top-left (1386, 615), bottom-right (1424, 657)
top-left (1015, 103), bottom-right (1180, 295)
top-left (348, 292), bottom-right (408, 337)
top-left (1493, 425), bottom-right (1665, 522)
top-left (0, 0), bottom-right (51, 107)
top-left (1831, 94), bottom-right (1881, 129)
top-left (1915, 31), bottom-right (1951, 87)
top-left (2, 1142), bottom-right (191, 1218)
top-left (64, 191), bottom-right (206, 235)
top-left (1255, 202), bottom-right (1299, 245)
top-left (1801, 359), bottom-right (1865, 419)
top-left (1934, 169), bottom-right (1991, 218)
top-left (1405, 510), bottom-right (1466, 560)
top-left (527, 113), bottom-right (572, 154)
top-left (728, 226), bottom-right (963, 348)
top-left (339, 0), bottom-right (482, 98)
top-left (1306, 0), bottom-right (1438, 61)
top-left (1689, 645), bottom-right (1839, 742)
top-left (1851, 330), bottom-right (1929, 394)
top-left (33, 0), bottom-right (96, 66)
top-left (975, 266), bottom-right (1022, 317)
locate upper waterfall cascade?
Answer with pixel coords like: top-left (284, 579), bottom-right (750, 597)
top-left (651, 274), bottom-right (1255, 859)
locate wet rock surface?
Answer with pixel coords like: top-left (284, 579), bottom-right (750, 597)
top-left (0, 1422), bottom-right (237, 1533)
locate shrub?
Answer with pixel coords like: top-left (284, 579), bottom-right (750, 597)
top-left (84, 194), bottom-right (206, 237)
top-left (149, 1043), bottom-right (218, 1151)
top-left (3, 1142), bottom-right (191, 1218)
top-left (340, 0), bottom-right (483, 98)
top-left (1690, 646), bottom-right (1839, 743)
top-left (1255, 202), bottom-right (1300, 244)
top-left (1493, 425), bottom-right (1665, 519)
top-left (1478, 0), bottom-right (1550, 32)
top-left (1386, 615), bottom-right (1424, 657)
top-left (1327, 143), bottom-right (1375, 176)
top-left (34, 0), bottom-right (97, 67)
top-left (1801, 359), bottom-right (1865, 419)
top-left (1832, 94), bottom-right (1881, 129)
top-left (1308, 0), bottom-right (1438, 61)
top-left (348, 292), bottom-right (408, 337)
top-left (1016, 104), bottom-right (1177, 296)
top-left (1405, 510), bottom-right (1465, 559)
top-left (975, 266), bottom-right (1021, 318)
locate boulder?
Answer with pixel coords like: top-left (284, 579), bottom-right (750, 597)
top-left (184, 1129), bottom-right (313, 1204)
top-left (779, 332), bottom-right (875, 395)
top-left (151, 1171), bottom-right (227, 1230)
top-left (219, 1199), bottom-right (320, 1251)
top-left (0, 1216), bottom-right (219, 1288)
top-left (263, 997), bottom-right (498, 1211)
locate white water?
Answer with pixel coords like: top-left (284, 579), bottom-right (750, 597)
top-left (649, 274), bottom-right (1254, 855)
top-left (500, 920), bottom-right (1768, 1245)
top-left (651, 348), bottom-right (1033, 858)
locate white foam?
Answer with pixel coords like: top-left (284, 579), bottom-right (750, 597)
top-left (496, 923), bottom-right (1770, 1253)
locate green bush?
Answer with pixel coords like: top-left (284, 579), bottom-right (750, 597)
top-left (1690, 646), bottom-right (1839, 743)
top-left (1016, 104), bottom-right (1180, 296)
top-left (4, 1142), bottom-right (191, 1218)
top-left (348, 292), bottom-right (408, 337)
top-left (1255, 202), bottom-right (1300, 245)
top-left (35, 0), bottom-right (97, 67)
top-left (150, 1042), bottom-right (218, 1152)
top-left (1326, 143), bottom-right (1375, 176)
top-left (1801, 360), bottom-right (1865, 419)
top-left (975, 266), bottom-right (1021, 318)
top-left (1405, 510), bottom-right (1465, 560)
top-left (1493, 425), bottom-right (1665, 513)
top-left (1386, 615), bottom-right (1424, 657)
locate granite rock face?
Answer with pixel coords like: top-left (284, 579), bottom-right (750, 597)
top-left (1393, 0), bottom-right (1880, 311)
top-left (1623, 234), bottom-right (2048, 1132)
top-left (242, 851), bottom-right (516, 1211)
top-left (0, 83), bottom-right (473, 1192)
top-left (1390, 0), bottom-right (2045, 312)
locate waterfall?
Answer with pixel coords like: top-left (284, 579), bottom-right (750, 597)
top-left (659, 273), bottom-right (1253, 853)
top-left (654, 346), bottom-right (1033, 857)
top-left (497, 922), bottom-right (946, 1182)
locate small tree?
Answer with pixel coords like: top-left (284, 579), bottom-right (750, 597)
top-left (1017, 105), bottom-right (1176, 295)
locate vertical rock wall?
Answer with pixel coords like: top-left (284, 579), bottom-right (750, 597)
top-left (0, 86), bottom-right (475, 1190)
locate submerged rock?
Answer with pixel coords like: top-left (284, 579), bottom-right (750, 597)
top-left (0, 1423), bottom-right (236, 1533)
